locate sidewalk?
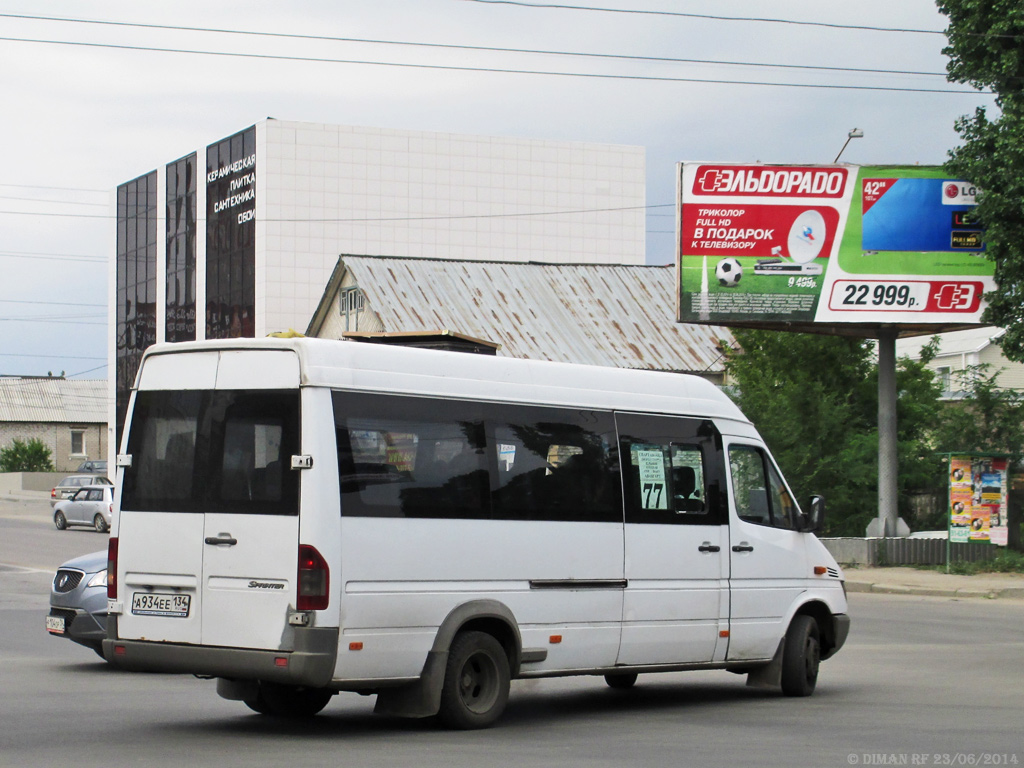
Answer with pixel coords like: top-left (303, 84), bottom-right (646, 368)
top-left (2, 491), bottom-right (49, 501)
top-left (843, 565), bottom-right (1024, 599)
top-left (0, 493), bottom-right (54, 522)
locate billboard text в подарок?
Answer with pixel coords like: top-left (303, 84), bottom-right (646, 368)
top-left (676, 164), bottom-right (994, 326)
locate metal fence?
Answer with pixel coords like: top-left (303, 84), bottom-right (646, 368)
top-left (820, 537), bottom-right (998, 566)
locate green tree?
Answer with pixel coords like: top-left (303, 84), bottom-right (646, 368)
top-left (931, 364), bottom-right (1024, 548)
top-left (939, 1), bottom-right (1024, 360)
top-left (0, 438), bottom-right (55, 472)
top-left (723, 330), bottom-right (942, 536)
top-left (933, 366), bottom-right (1024, 459)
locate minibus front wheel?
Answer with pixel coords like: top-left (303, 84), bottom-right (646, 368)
top-left (438, 631), bottom-right (510, 729)
top-left (780, 615), bottom-right (820, 697)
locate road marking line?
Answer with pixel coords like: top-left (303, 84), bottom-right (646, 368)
top-left (0, 563), bottom-right (52, 574)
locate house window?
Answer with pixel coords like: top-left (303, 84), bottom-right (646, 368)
top-left (339, 287), bottom-right (365, 332)
top-left (936, 366), bottom-right (952, 396)
top-left (70, 430), bottom-right (86, 456)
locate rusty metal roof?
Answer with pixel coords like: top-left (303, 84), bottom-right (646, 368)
top-left (326, 257), bottom-right (733, 373)
top-left (0, 378), bottom-right (108, 423)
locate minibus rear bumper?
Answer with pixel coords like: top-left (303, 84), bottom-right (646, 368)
top-left (103, 621), bottom-right (338, 688)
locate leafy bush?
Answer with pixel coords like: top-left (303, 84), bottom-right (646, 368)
top-left (0, 438), bottom-right (55, 472)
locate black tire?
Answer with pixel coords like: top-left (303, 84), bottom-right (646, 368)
top-left (93, 514), bottom-right (109, 533)
top-left (438, 631), bottom-right (510, 729)
top-left (54, 511), bottom-right (67, 531)
top-left (604, 673), bottom-right (638, 690)
top-left (246, 682), bottom-right (333, 718)
top-left (242, 686), bottom-right (272, 715)
top-left (780, 614), bottom-right (820, 697)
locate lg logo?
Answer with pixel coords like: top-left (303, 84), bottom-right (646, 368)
top-left (941, 182), bottom-right (978, 205)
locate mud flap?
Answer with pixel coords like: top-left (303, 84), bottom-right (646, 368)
top-left (373, 650), bottom-right (448, 718)
top-left (745, 639), bottom-right (784, 689)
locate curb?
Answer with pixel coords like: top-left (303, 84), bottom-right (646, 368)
top-left (846, 582), bottom-right (1024, 599)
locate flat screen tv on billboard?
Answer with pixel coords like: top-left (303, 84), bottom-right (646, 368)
top-left (675, 164), bottom-right (994, 332)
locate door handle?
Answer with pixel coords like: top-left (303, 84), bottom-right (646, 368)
top-left (698, 542), bottom-right (721, 553)
top-left (732, 543), bottom-right (754, 553)
top-left (205, 535), bottom-right (238, 546)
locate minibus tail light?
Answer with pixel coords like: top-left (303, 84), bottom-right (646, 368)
top-left (107, 537), bottom-right (118, 600)
top-left (297, 544), bottom-right (329, 611)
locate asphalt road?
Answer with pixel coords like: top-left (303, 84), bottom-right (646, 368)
top-left (2, 498), bottom-right (1023, 768)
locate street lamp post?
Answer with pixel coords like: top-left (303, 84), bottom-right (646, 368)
top-left (834, 128), bottom-right (864, 163)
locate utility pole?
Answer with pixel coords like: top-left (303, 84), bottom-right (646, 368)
top-left (876, 327), bottom-right (899, 536)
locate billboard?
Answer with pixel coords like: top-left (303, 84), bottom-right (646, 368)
top-left (676, 164), bottom-right (995, 330)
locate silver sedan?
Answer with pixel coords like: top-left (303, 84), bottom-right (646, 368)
top-left (53, 485), bottom-right (114, 533)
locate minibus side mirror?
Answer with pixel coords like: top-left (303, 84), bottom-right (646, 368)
top-left (804, 495), bottom-right (825, 533)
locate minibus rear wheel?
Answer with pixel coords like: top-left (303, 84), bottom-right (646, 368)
top-left (438, 630), bottom-right (510, 729)
top-left (244, 681), bottom-right (333, 718)
top-left (780, 614), bottom-right (820, 697)
top-left (604, 673), bottom-right (638, 689)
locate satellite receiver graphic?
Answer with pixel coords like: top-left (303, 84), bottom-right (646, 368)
top-left (753, 210), bottom-right (826, 275)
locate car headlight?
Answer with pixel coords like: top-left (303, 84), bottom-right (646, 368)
top-left (87, 569), bottom-right (108, 589)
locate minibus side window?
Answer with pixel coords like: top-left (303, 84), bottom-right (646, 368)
top-left (766, 461), bottom-right (796, 529)
top-left (333, 392), bottom-right (620, 523)
top-left (337, 417), bottom-right (488, 519)
top-left (334, 392), bottom-right (489, 519)
top-left (617, 414), bottom-right (726, 526)
top-left (728, 445), bottom-right (796, 530)
top-left (488, 407), bottom-right (619, 523)
top-left (622, 443), bottom-right (708, 522)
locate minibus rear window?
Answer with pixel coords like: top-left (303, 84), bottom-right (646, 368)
top-left (122, 390), bottom-right (300, 515)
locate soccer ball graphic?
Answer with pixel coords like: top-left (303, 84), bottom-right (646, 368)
top-left (715, 258), bottom-right (743, 287)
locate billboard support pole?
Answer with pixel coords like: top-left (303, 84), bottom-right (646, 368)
top-left (877, 327), bottom-right (899, 536)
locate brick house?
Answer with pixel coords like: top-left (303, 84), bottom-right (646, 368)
top-left (0, 377), bottom-right (108, 472)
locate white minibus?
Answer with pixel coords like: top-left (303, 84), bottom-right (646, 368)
top-left (104, 337), bottom-right (849, 728)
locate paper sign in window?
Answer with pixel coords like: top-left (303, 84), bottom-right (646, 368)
top-left (637, 449), bottom-right (668, 510)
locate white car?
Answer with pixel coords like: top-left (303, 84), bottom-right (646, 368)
top-left (50, 474), bottom-right (112, 507)
top-left (53, 485), bottom-right (114, 533)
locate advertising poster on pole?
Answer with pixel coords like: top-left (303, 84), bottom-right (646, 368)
top-left (949, 456), bottom-right (973, 543)
top-left (676, 164), bottom-right (995, 330)
top-left (947, 455), bottom-right (1008, 545)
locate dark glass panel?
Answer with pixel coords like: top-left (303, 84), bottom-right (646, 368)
top-left (618, 414), bottom-right (726, 526)
top-left (122, 390), bottom-right (300, 516)
top-left (333, 392), bottom-right (621, 523)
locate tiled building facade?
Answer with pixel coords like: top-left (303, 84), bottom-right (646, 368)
top-left (112, 119), bottom-right (647, 445)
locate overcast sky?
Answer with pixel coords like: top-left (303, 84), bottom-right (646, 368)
top-left (0, 0), bottom-right (996, 379)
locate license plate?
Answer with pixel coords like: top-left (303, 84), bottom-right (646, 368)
top-left (131, 592), bottom-right (191, 618)
top-left (46, 615), bottom-right (65, 634)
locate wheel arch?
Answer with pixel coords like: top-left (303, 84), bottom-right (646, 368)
top-left (373, 599), bottom-right (522, 719)
top-left (432, 600), bottom-right (522, 676)
top-left (792, 599), bottom-right (837, 659)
